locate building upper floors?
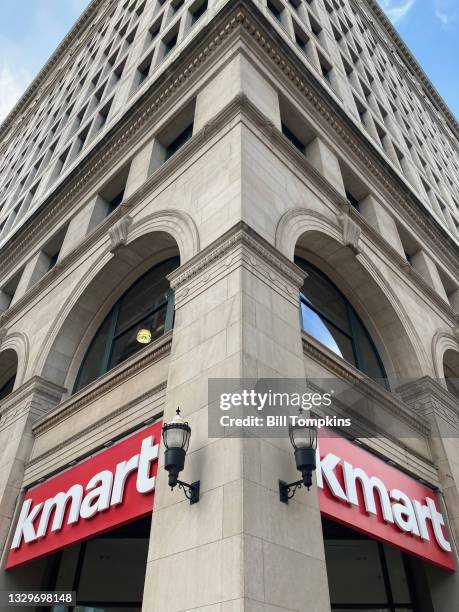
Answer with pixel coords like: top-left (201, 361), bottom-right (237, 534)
top-left (0, 0), bottom-right (458, 253)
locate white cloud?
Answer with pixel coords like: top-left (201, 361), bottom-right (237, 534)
top-left (0, 0), bottom-right (88, 124)
top-left (0, 61), bottom-right (31, 123)
top-left (380, 0), bottom-right (416, 23)
top-left (435, 0), bottom-right (458, 26)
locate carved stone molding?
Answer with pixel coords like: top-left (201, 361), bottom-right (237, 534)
top-left (338, 210), bottom-right (361, 254)
top-left (109, 215), bottom-right (132, 252)
top-left (0, 376), bottom-right (66, 430)
top-left (27, 382), bottom-right (166, 471)
top-left (397, 376), bottom-right (459, 432)
top-left (168, 221), bottom-right (306, 307)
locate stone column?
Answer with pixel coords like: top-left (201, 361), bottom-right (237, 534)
top-left (142, 222), bottom-right (331, 612)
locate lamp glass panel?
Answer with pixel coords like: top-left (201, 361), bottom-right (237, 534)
top-left (166, 426), bottom-right (188, 449)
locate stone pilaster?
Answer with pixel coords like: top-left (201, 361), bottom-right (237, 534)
top-left (0, 377), bottom-right (66, 561)
top-left (142, 222), bottom-right (331, 612)
top-left (397, 377), bottom-right (459, 608)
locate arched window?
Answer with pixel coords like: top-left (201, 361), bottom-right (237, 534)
top-left (296, 258), bottom-right (388, 385)
top-left (74, 257), bottom-right (179, 393)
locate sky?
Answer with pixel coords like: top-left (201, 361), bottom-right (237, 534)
top-left (0, 0), bottom-right (458, 125)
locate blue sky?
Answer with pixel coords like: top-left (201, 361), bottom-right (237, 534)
top-left (0, 0), bottom-right (458, 123)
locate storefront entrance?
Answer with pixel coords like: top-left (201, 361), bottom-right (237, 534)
top-left (43, 516), bottom-right (151, 612)
top-left (323, 518), bottom-right (434, 612)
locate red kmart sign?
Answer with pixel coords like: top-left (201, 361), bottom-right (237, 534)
top-left (6, 422), bottom-right (161, 569)
top-left (6, 423), bottom-right (455, 572)
top-left (317, 434), bottom-right (455, 571)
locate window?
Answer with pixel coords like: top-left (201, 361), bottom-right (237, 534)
top-left (162, 29), bottom-right (178, 58)
top-left (74, 257), bottom-right (179, 392)
top-left (0, 270), bottom-right (22, 311)
top-left (190, 0), bottom-right (207, 24)
top-left (319, 55), bottom-right (332, 83)
top-left (137, 52), bottom-right (153, 85)
top-left (282, 122), bottom-right (306, 154)
top-left (165, 124), bottom-right (193, 160)
top-left (296, 259), bottom-right (387, 385)
top-left (345, 190), bottom-right (360, 211)
top-left (42, 226), bottom-right (67, 272)
top-left (267, 0), bottom-right (283, 22)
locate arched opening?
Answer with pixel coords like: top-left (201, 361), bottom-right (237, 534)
top-left (74, 256), bottom-right (179, 392)
top-left (0, 349), bottom-right (18, 401)
top-left (296, 258), bottom-right (387, 385)
top-left (294, 229), bottom-right (425, 385)
top-left (39, 231), bottom-right (181, 391)
top-left (443, 349), bottom-right (459, 399)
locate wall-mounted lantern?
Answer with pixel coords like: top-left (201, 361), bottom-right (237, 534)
top-left (279, 411), bottom-right (317, 503)
top-left (162, 409), bottom-right (200, 504)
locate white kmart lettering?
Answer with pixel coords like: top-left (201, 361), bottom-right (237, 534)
top-left (11, 435), bottom-right (158, 550)
top-left (316, 446), bottom-right (451, 553)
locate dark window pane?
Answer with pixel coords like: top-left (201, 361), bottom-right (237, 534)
top-left (301, 303), bottom-right (355, 365)
top-left (77, 538), bottom-right (148, 604)
top-left (74, 314), bottom-right (113, 391)
top-left (165, 124), bottom-right (193, 160)
top-left (325, 539), bottom-right (388, 605)
top-left (110, 306), bottom-right (167, 368)
top-left (115, 259), bottom-right (176, 335)
top-left (384, 545), bottom-right (411, 603)
top-left (354, 317), bottom-right (386, 381)
top-left (115, 275), bottom-right (168, 336)
top-left (74, 257), bottom-right (179, 394)
top-left (0, 375), bottom-right (16, 400)
top-left (301, 265), bottom-right (351, 334)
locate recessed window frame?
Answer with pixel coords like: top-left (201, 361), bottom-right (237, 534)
top-left (73, 257), bottom-right (179, 393)
top-left (296, 258), bottom-right (388, 387)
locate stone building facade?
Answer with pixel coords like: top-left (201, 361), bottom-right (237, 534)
top-left (0, 0), bottom-right (458, 610)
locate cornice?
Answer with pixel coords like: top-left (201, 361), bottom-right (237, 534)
top-left (397, 376), bottom-right (459, 429)
top-left (168, 220), bottom-right (306, 291)
top-left (302, 331), bottom-right (431, 437)
top-left (360, 0), bottom-right (458, 140)
top-left (0, 0), bottom-right (108, 145)
top-left (32, 332), bottom-right (172, 436)
top-left (27, 381), bottom-right (166, 469)
top-left (0, 1), bottom-right (457, 308)
top-left (0, 375), bottom-right (65, 416)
